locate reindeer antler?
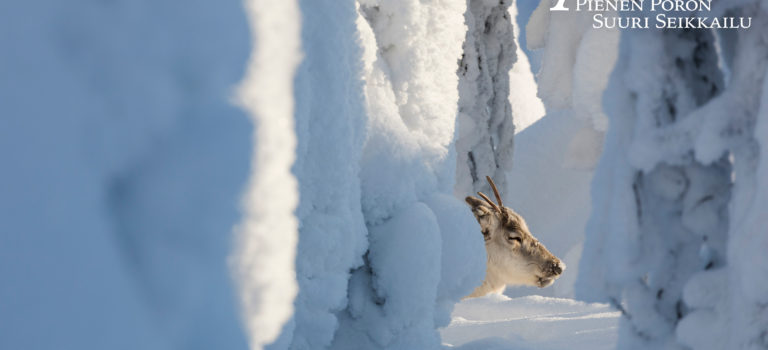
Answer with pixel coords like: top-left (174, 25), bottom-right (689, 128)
top-left (477, 191), bottom-right (501, 213)
top-left (477, 176), bottom-right (505, 215)
top-left (486, 176), bottom-right (503, 209)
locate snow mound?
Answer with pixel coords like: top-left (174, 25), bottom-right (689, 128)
top-left (441, 295), bottom-right (620, 350)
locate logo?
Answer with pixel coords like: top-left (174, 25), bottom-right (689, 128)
top-left (549, 0), bottom-right (752, 29)
top-left (550, 0), bottom-right (569, 11)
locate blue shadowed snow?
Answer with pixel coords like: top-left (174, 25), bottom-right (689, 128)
top-left (0, 1), bottom-right (252, 349)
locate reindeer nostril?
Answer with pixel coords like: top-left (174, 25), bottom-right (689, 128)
top-left (549, 260), bottom-right (563, 275)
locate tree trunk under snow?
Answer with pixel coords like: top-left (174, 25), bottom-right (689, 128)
top-left (455, 0), bottom-right (517, 197)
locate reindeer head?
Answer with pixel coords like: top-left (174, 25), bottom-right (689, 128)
top-left (465, 176), bottom-right (565, 292)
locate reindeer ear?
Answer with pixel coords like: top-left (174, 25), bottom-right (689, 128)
top-left (465, 196), bottom-right (493, 218)
top-left (465, 196), bottom-right (486, 209)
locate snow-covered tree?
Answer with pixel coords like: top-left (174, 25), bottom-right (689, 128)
top-left (263, 0), bottom-right (489, 349)
top-left (455, 0), bottom-right (517, 197)
top-left (2, 1), bottom-right (257, 349)
top-left (575, 2), bottom-right (768, 349)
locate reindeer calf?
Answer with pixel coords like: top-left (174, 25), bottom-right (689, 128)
top-left (464, 177), bottom-right (565, 298)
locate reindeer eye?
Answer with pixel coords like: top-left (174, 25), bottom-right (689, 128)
top-left (507, 236), bottom-right (522, 243)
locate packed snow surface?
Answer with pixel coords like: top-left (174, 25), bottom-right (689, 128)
top-left (441, 294), bottom-right (620, 350)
